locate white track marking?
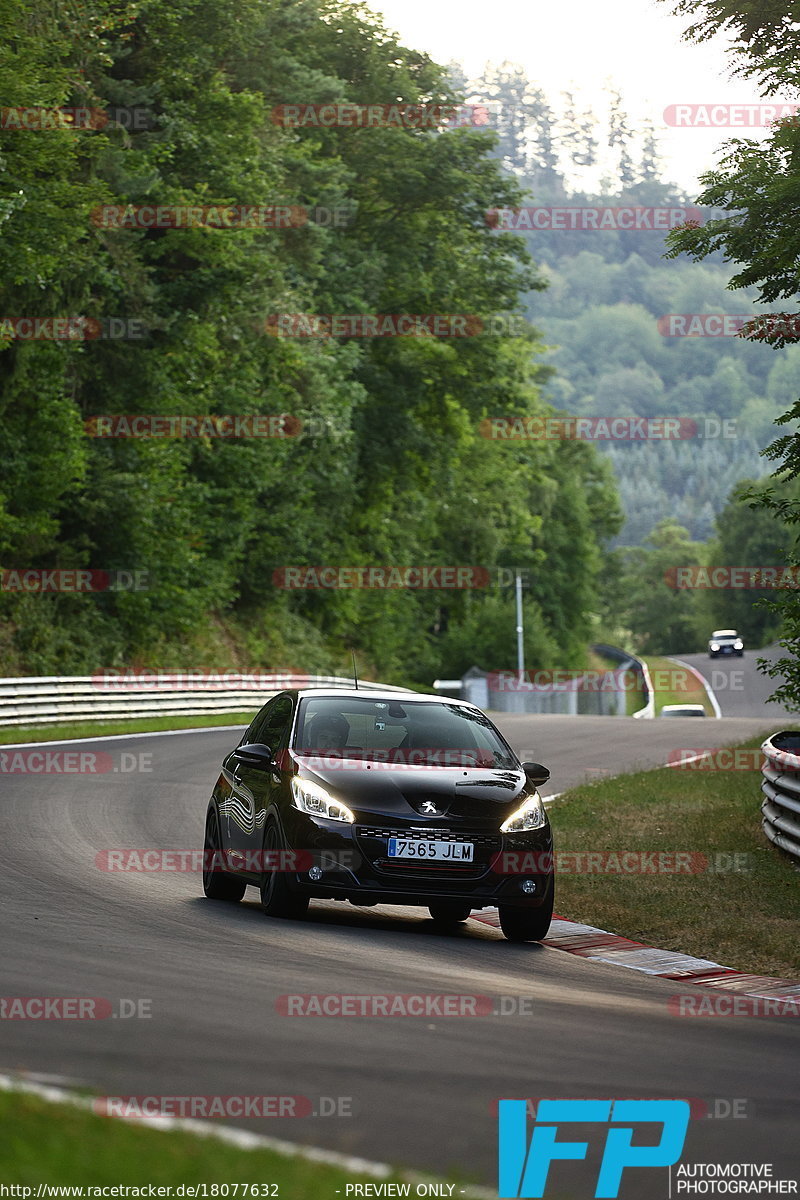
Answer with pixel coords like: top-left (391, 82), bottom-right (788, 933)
top-left (0, 725), bottom-right (247, 749)
top-left (666, 656), bottom-right (723, 718)
top-left (0, 1073), bottom-right (494, 1199)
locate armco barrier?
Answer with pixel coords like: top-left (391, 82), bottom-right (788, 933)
top-left (443, 646), bottom-right (653, 717)
top-left (592, 643), bottom-right (654, 719)
top-left (0, 673), bottom-right (412, 727)
top-left (760, 731), bottom-right (800, 862)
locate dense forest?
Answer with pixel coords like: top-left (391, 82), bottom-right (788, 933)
top-left (450, 62), bottom-right (797, 546)
top-left (0, 0), bottom-right (622, 682)
top-left (2, 0), bottom-right (798, 682)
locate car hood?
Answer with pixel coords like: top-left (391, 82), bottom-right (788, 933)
top-left (291, 755), bottom-right (529, 823)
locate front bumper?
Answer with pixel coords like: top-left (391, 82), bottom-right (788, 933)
top-left (279, 809), bottom-right (554, 909)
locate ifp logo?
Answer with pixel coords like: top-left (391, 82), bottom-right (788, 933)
top-left (498, 1099), bottom-right (690, 1197)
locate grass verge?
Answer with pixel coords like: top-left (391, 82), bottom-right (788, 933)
top-left (549, 732), bottom-right (800, 977)
top-left (0, 713), bottom-right (255, 745)
top-left (0, 1089), bottom-right (482, 1196)
top-left (642, 655), bottom-right (713, 715)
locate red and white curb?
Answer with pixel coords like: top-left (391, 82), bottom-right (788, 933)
top-left (471, 912), bottom-right (800, 1001)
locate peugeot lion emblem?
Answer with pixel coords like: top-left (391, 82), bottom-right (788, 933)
top-left (421, 801), bottom-right (438, 814)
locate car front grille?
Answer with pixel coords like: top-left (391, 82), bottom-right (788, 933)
top-left (355, 826), bottom-right (501, 880)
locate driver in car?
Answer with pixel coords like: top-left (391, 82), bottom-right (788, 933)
top-left (306, 713), bottom-right (351, 752)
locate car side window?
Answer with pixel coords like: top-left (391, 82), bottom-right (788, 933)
top-left (242, 698), bottom-right (277, 746)
top-left (259, 696), bottom-right (294, 752)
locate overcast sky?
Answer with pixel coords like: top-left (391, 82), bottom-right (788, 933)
top-left (365, 0), bottom-right (778, 192)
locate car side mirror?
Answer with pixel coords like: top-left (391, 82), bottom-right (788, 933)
top-left (234, 743), bottom-right (274, 769)
top-left (522, 761), bottom-right (550, 787)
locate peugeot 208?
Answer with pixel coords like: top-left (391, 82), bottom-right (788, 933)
top-left (202, 688), bottom-right (554, 941)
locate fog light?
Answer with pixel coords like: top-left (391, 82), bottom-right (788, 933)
top-left (308, 866), bottom-right (323, 882)
top-left (521, 880), bottom-right (537, 894)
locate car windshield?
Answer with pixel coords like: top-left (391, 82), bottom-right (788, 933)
top-left (294, 697), bottom-right (518, 769)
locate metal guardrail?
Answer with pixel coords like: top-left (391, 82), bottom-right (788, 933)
top-left (435, 646), bottom-right (653, 717)
top-left (760, 731), bottom-right (800, 862)
top-left (0, 673), bottom-right (413, 727)
top-left (592, 643), bottom-right (654, 719)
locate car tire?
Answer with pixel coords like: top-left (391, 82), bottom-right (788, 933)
top-left (428, 902), bottom-right (473, 924)
top-left (498, 893), bottom-right (554, 943)
top-left (260, 820), bottom-right (310, 920)
top-left (202, 806), bottom-right (246, 902)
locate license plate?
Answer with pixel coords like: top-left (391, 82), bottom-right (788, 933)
top-left (387, 838), bottom-right (474, 862)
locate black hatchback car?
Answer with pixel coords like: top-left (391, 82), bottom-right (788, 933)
top-left (202, 688), bottom-right (554, 941)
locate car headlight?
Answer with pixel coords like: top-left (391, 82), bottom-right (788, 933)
top-left (734, 640), bottom-right (743, 649)
top-left (710, 643), bottom-right (719, 651)
top-left (291, 777), bottom-right (355, 823)
top-left (500, 791), bottom-right (547, 833)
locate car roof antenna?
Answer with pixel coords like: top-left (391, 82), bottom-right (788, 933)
top-left (352, 650), bottom-right (359, 691)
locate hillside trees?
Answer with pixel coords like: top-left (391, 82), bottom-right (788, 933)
top-left (0, 0), bottom-right (621, 679)
top-left (663, 0), bottom-right (800, 704)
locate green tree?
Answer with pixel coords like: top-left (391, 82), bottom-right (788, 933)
top-left (702, 478), bottom-right (800, 645)
top-left (618, 519), bottom-right (704, 654)
top-left (0, 0), bottom-right (622, 682)
top-left (664, 0), bottom-right (800, 706)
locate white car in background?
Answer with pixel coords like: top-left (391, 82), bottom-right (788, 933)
top-left (708, 629), bottom-right (744, 658)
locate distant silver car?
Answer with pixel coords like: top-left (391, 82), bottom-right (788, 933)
top-left (660, 704), bottom-right (707, 717)
top-left (708, 629), bottom-right (744, 658)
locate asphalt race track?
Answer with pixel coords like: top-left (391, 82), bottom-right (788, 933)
top-left (1, 707), bottom-right (799, 1198)
top-left (676, 644), bottom-right (798, 721)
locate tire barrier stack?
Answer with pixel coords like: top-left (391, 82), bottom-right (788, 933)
top-left (761, 731), bottom-right (800, 863)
